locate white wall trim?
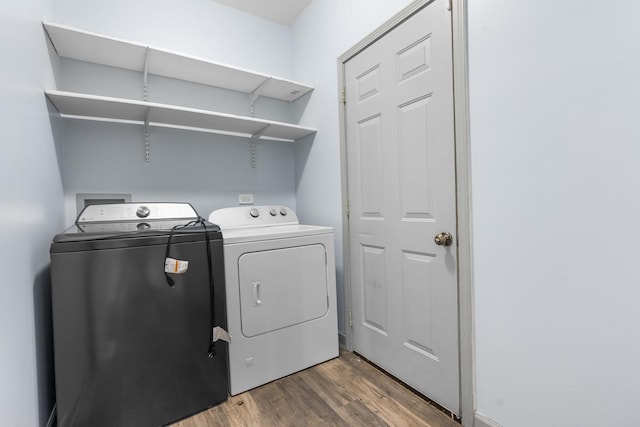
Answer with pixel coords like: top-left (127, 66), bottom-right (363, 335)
top-left (336, 0), bottom-right (475, 424)
top-left (337, 0), bottom-right (436, 63)
top-left (450, 0), bottom-right (475, 425)
top-left (475, 411), bottom-right (503, 427)
top-left (336, 58), bottom-right (352, 351)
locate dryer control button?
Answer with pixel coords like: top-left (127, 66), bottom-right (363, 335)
top-left (280, 208), bottom-right (287, 216)
top-left (249, 208), bottom-right (260, 218)
top-left (269, 209), bottom-right (277, 216)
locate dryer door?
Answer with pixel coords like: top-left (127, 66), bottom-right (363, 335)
top-left (238, 244), bottom-right (328, 337)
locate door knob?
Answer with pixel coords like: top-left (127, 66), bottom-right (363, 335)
top-left (434, 232), bottom-right (453, 246)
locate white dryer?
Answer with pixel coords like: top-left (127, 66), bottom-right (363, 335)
top-left (208, 206), bottom-right (339, 395)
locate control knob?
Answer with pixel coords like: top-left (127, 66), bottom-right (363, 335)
top-left (136, 205), bottom-right (150, 218)
top-left (280, 208), bottom-right (287, 216)
top-left (249, 208), bottom-right (260, 218)
top-left (270, 209), bottom-right (277, 216)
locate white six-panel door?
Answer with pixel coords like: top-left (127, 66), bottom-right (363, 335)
top-left (345, 0), bottom-right (459, 412)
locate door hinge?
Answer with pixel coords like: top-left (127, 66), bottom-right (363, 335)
top-left (348, 308), bottom-right (353, 327)
top-left (342, 87), bottom-right (346, 105)
top-left (346, 198), bottom-right (350, 218)
top-left (447, 0), bottom-right (452, 11)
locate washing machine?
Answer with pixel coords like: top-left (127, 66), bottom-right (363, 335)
top-left (208, 205), bottom-right (338, 395)
top-left (50, 203), bottom-right (229, 427)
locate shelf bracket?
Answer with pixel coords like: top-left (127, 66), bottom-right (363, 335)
top-left (143, 46), bottom-right (150, 102)
top-left (250, 124), bottom-right (270, 168)
top-left (144, 106), bottom-right (151, 162)
top-left (142, 46), bottom-right (151, 162)
top-left (249, 77), bottom-right (272, 117)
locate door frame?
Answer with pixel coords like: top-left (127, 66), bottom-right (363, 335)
top-left (337, 0), bottom-right (474, 424)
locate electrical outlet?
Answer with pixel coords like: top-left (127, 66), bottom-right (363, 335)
top-left (238, 194), bottom-right (254, 205)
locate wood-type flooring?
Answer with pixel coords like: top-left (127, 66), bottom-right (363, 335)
top-left (173, 350), bottom-right (460, 427)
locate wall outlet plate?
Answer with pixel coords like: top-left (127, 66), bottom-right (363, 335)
top-left (238, 194), bottom-right (254, 205)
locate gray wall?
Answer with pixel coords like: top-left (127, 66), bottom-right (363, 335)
top-left (468, 0), bottom-right (640, 425)
top-left (0, 0), bottom-right (63, 425)
top-left (53, 0), bottom-right (302, 224)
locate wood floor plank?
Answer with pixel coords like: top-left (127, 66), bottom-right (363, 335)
top-left (247, 381), bottom-right (295, 426)
top-left (295, 359), bottom-right (354, 409)
top-left (332, 398), bottom-right (390, 427)
top-left (275, 376), bottom-right (345, 426)
top-left (172, 350), bottom-right (460, 427)
top-left (344, 353), bottom-right (458, 427)
top-left (286, 354), bottom-right (435, 427)
top-left (336, 372), bottom-right (433, 427)
top-left (216, 393), bottom-right (262, 427)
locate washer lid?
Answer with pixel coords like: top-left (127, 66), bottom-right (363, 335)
top-left (220, 224), bottom-right (333, 244)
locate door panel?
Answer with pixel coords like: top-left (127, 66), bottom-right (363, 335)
top-left (398, 95), bottom-right (433, 218)
top-left (238, 244), bottom-right (328, 337)
top-left (357, 115), bottom-right (385, 217)
top-left (401, 250), bottom-right (437, 359)
top-left (345, 0), bottom-right (459, 412)
top-left (356, 65), bottom-right (381, 102)
top-left (361, 244), bottom-right (388, 334)
top-left (397, 35), bottom-right (432, 82)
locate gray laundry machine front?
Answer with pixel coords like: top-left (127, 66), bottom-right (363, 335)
top-left (50, 203), bottom-right (229, 427)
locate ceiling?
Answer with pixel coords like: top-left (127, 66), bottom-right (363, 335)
top-left (211, 0), bottom-right (313, 26)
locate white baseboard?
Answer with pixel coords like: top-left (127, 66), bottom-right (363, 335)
top-left (475, 411), bottom-right (502, 427)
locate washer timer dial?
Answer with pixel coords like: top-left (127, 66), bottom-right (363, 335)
top-left (249, 208), bottom-right (260, 218)
top-left (136, 206), bottom-right (150, 218)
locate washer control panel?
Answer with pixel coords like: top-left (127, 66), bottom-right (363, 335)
top-left (209, 206), bottom-right (299, 230)
top-left (77, 203), bottom-right (199, 224)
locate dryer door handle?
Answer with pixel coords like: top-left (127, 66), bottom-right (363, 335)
top-left (252, 281), bottom-right (262, 307)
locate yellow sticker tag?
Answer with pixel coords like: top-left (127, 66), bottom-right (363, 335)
top-left (164, 257), bottom-right (189, 274)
